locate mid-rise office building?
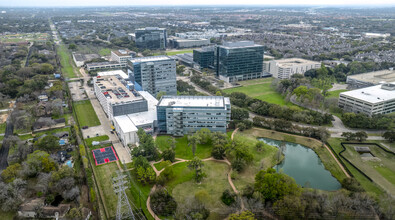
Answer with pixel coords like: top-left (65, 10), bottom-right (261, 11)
top-left (346, 69), bottom-right (395, 88)
top-left (157, 96), bottom-right (231, 136)
top-left (338, 83), bottom-right (395, 116)
top-left (135, 27), bottom-right (167, 50)
top-left (93, 71), bottom-right (148, 121)
top-left (215, 41), bottom-right (264, 83)
top-left (111, 49), bottom-right (136, 64)
top-left (267, 58), bottom-right (321, 79)
top-left (85, 62), bottom-right (126, 71)
top-left (168, 37), bottom-right (210, 48)
top-left (193, 47), bottom-right (215, 69)
top-left (128, 56), bottom-right (177, 97)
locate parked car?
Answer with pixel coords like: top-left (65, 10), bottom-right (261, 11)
top-left (82, 126), bottom-right (88, 129)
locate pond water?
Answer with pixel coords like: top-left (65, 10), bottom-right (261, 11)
top-left (259, 137), bottom-right (341, 191)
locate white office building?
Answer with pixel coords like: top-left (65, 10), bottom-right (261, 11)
top-left (338, 83), bottom-right (395, 116)
top-left (267, 58), bottom-right (321, 79)
top-left (111, 49), bottom-right (136, 64)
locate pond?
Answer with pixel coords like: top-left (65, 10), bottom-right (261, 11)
top-left (259, 138), bottom-right (341, 191)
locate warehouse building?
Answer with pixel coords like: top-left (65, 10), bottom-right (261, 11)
top-left (267, 58), bottom-right (321, 79)
top-left (338, 83), bottom-right (395, 116)
top-left (113, 91), bottom-right (158, 146)
top-left (157, 96), bottom-right (231, 136)
top-left (168, 37), bottom-right (210, 48)
top-left (346, 69), bottom-right (395, 88)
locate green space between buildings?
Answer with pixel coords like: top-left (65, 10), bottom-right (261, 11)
top-left (73, 100), bottom-right (101, 127)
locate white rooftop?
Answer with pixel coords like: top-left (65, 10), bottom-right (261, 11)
top-left (347, 69), bottom-right (395, 84)
top-left (274, 58), bottom-right (320, 68)
top-left (158, 96), bottom-right (230, 108)
top-left (340, 83), bottom-right (395, 104)
top-left (114, 115), bottom-right (138, 133)
top-left (129, 56), bottom-right (172, 64)
top-left (127, 109), bottom-right (157, 127)
top-left (97, 70), bottom-right (129, 80)
top-left (139, 91), bottom-right (159, 111)
top-left (221, 41), bottom-right (262, 49)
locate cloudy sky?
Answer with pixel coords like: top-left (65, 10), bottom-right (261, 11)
top-left (1, 0), bottom-right (394, 7)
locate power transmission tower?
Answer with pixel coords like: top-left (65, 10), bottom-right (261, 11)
top-left (113, 171), bottom-right (135, 220)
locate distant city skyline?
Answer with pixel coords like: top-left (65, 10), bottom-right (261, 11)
top-left (1, 0), bottom-right (395, 7)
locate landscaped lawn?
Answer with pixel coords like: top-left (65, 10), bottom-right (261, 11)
top-left (155, 135), bottom-right (213, 160)
top-left (85, 135), bottom-right (110, 148)
top-left (0, 123), bottom-right (6, 134)
top-left (99, 48), bottom-right (112, 56)
top-left (166, 49), bottom-right (194, 56)
top-left (222, 78), bottom-right (297, 107)
top-left (326, 89), bottom-right (348, 98)
top-left (57, 44), bottom-right (77, 78)
top-left (171, 161), bottom-right (233, 220)
top-left (231, 131), bottom-right (279, 190)
top-left (327, 138), bottom-right (386, 197)
top-left (73, 100), bottom-right (101, 127)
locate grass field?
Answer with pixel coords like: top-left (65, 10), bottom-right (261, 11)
top-left (341, 143), bottom-right (395, 195)
top-left (0, 123), bottom-right (6, 134)
top-left (231, 131), bottom-right (279, 190)
top-left (327, 138), bottom-right (386, 197)
top-left (222, 78), bottom-right (296, 107)
top-left (0, 33), bottom-right (48, 43)
top-left (73, 100), bottom-right (101, 127)
top-left (57, 44), bottom-right (77, 78)
top-left (155, 135), bottom-right (214, 160)
top-left (99, 48), bottom-right (112, 56)
top-left (85, 135), bottom-right (110, 147)
top-left (326, 89), bottom-right (348, 98)
top-left (170, 161), bottom-right (233, 219)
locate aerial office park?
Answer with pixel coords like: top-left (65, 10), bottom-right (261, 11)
top-left (1, 7), bottom-right (394, 220)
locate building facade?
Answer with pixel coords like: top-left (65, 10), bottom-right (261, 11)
top-left (338, 83), bottom-right (395, 116)
top-left (267, 58), bottom-right (321, 79)
top-left (111, 49), bottom-right (136, 64)
top-left (135, 27), bottom-right (167, 50)
top-left (215, 41), bottom-right (264, 83)
top-left (128, 56), bottom-right (177, 97)
top-left (169, 37), bottom-right (210, 48)
top-left (193, 47), bottom-right (215, 69)
top-left (85, 62), bottom-right (126, 71)
top-left (157, 96), bottom-right (231, 136)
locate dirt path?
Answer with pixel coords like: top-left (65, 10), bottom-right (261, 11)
top-left (231, 128), bottom-right (239, 140)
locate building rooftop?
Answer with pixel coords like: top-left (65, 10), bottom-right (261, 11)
top-left (273, 58), bottom-right (320, 68)
top-left (347, 69), bottom-right (395, 84)
top-left (114, 115), bottom-right (138, 133)
top-left (129, 55), bottom-right (173, 64)
top-left (221, 41), bottom-right (262, 49)
top-left (86, 61), bottom-right (124, 67)
top-left (136, 27), bottom-right (166, 31)
top-left (112, 49), bottom-right (134, 57)
top-left (95, 75), bottom-right (143, 104)
top-left (340, 83), bottom-right (395, 104)
top-left (158, 96), bottom-right (230, 108)
top-left (97, 70), bottom-right (129, 80)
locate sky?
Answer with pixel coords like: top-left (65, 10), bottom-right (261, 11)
top-left (1, 0), bottom-right (395, 7)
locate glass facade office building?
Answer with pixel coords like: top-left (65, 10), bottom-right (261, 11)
top-left (215, 41), bottom-right (264, 83)
top-left (135, 27), bottom-right (167, 50)
top-left (193, 48), bottom-right (215, 69)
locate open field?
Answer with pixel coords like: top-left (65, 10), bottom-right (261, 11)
top-left (342, 143), bottom-right (395, 195)
top-left (154, 49), bottom-right (194, 56)
top-left (231, 131), bottom-right (279, 189)
top-left (99, 48), bottom-right (112, 56)
top-left (155, 135), bottom-right (213, 160)
top-left (57, 44), bottom-right (77, 78)
top-left (222, 78), bottom-right (297, 107)
top-left (85, 135), bottom-right (109, 147)
top-left (170, 161), bottom-right (233, 219)
top-left (326, 89), bottom-right (348, 98)
top-left (0, 33), bottom-right (48, 43)
top-left (244, 128), bottom-right (347, 182)
top-left (327, 138), bottom-right (386, 196)
top-left (73, 100), bottom-right (101, 127)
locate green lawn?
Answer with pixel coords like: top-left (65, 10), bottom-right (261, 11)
top-left (57, 44), bottom-right (77, 78)
top-left (166, 49), bottom-right (194, 56)
top-left (0, 123), bottom-right (6, 134)
top-left (33, 126), bottom-right (70, 137)
top-left (85, 135), bottom-right (110, 148)
top-left (171, 161), bottom-right (233, 220)
top-left (73, 100), bottom-right (100, 127)
top-left (222, 78), bottom-right (297, 107)
top-left (327, 138), bottom-right (386, 197)
top-left (231, 131), bottom-right (279, 190)
top-left (155, 135), bottom-right (213, 160)
top-left (0, 211), bottom-right (15, 220)
top-left (99, 48), bottom-right (112, 56)
top-left (326, 89), bottom-right (348, 98)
